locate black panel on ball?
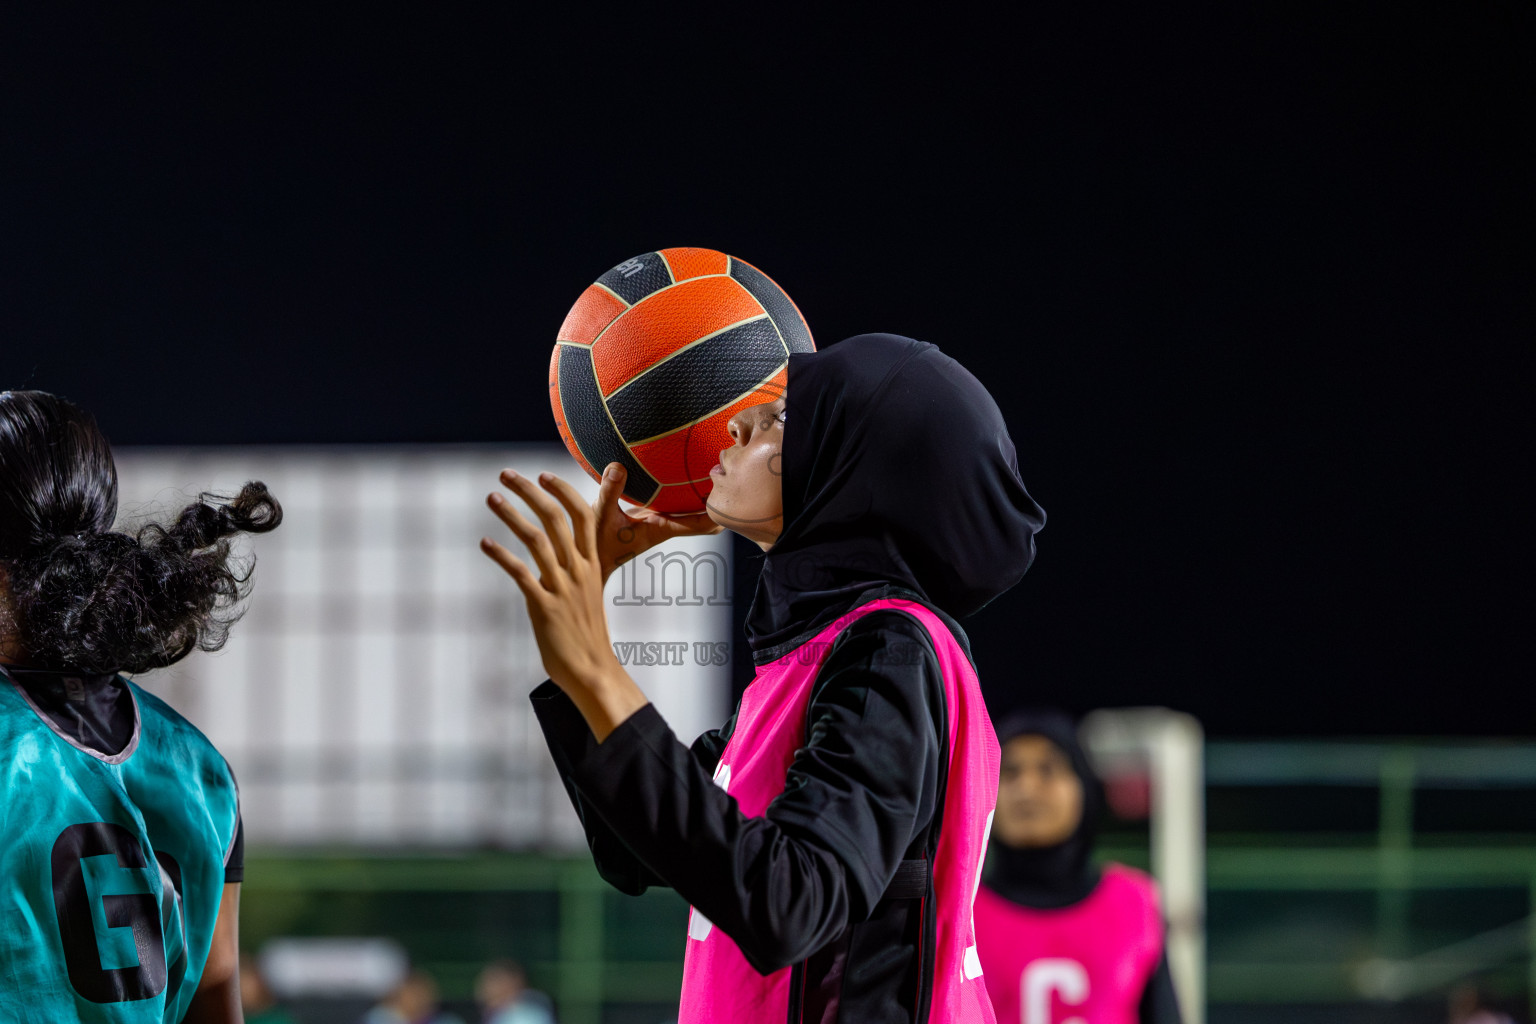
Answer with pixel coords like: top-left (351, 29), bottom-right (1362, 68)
top-left (605, 317), bottom-right (787, 444)
top-left (556, 343), bottom-right (661, 504)
top-left (596, 251), bottom-right (674, 306)
top-left (729, 258), bottom-right (814, 354)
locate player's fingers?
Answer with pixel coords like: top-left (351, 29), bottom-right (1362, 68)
top-left (594, 464), bottom-right (655, 558)
top-left (594, 464), bottom-right (633, 535)
top-left (499, 469), bottom-right (575, 571)
top-left (542, 472), bottom-right (597, 561)
top-left (479, 536), bottom-right (549, 599)
top-left (487, 491), bottom-right (565, 587)
top-left (595, 462), bottom-right (625, 514)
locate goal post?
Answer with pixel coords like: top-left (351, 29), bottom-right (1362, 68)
top-left (1080, 707), bottom-right (1206, 1024)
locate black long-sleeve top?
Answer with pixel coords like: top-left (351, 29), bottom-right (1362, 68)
top-left (532, 608), bottom-right (952, 1021)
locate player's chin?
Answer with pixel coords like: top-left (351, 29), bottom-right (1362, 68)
top-left (703, 478), bottom-right (732, 514)
top-left (703, 501), bottom-right (755, 540)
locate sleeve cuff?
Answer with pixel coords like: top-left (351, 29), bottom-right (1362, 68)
top-left (568, 702), bottom-right (673, 798)
top-left (223, 813), bottom-right (246, 883)
top-left (529, 680), bottom-right (598, 772)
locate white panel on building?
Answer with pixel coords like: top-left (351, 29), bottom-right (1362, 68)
top-left (112, 445), bottom-right (732, 849)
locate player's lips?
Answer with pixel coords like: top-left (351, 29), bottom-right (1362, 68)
top-left (709, 462), bottom-right (724, 477)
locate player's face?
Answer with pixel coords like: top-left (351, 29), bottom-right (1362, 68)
top-left (707, 397), bottom-right (785, 550)
top-left (395, 975), bottom-right (439, 1017)
top-left (993, 734), bottom-right (1084, 848)
top-left (474, 967), bottom-right (520, 1008)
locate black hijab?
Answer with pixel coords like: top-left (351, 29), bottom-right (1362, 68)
top-left (983, 709), bottom-right (1106, 908)
top-left (744, 334), bottom-right (1046, 662)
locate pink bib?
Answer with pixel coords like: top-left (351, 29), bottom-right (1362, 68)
top-left (678, 599), bottom-right (1001, 1023)
top-left (973, 864), bottom-right (1163, 1024)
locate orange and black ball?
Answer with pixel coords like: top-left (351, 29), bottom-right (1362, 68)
top-left (550, 248), bottom-right (814, 514)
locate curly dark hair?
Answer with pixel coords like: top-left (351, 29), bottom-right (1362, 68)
top-left (0, 390), bottom-right (282, 674)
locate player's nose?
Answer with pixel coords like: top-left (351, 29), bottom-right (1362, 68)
top-left (725, 407), bottom-right (751, 445)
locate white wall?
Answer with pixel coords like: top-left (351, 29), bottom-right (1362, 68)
top-left (113, 445), bottom-right (731, 849)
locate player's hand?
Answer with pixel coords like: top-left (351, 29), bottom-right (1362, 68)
top-left (481, 468), bottom-right (647, 741)
top-left (593, 462), bottom-right (722, 586)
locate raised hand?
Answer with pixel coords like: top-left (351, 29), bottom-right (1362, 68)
top-left (481, 468), bottom-right (649, 742)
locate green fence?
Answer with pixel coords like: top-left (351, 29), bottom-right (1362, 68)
top-left (1194, 740), bottom-right (1536, 1020)
top-left (243, 740), bottom-right (1536, 1023)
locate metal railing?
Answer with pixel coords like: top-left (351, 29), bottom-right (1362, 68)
top-left (1195, 740), bottom-right (1536, 1017)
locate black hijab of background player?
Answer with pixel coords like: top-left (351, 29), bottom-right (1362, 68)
top-left (0, 390), bottom-right (282, 674)
top-left (983, 708), bottom-right (1107, 908)
top-left (744, 333), bottom-right (1046, 661)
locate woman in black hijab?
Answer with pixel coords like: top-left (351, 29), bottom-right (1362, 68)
top-left (483, 333), bottom-right (1044, 1023)
top-left (974, 709), bottom-right (1183, 1024)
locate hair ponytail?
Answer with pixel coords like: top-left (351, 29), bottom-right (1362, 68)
top-left (0, 391), bottom-right (282, 674)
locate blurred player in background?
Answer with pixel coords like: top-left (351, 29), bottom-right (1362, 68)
top-left (485, 334), bottom-right (1045, 1023)
top-left (0, 389), bottom-right (281, 1023)
top-left (239, 952), bottom-right (296, 1024)
top-left (974, 710), bottom-right (1181, 1024)
top-left (473, 960), bottom-right (554, 1024)
top-left (363, 969), bottom-right (466, 1024)
top-left (1446, 983), bottom-right (1516, 1024)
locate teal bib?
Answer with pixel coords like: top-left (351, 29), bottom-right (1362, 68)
top-left (0, 671), bottom-right (239, 1023)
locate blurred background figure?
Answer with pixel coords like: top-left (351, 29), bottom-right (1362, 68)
top-left (364, 969), bottom-right (466, 1024)
top-left (1447, 983), bottom-right (1517, 1024)
top-left (975, 709), bottom-right (1182, 1024)
top-left (474, 960), bottom-right (555, 1024)
top-left (241, 953), bottom-right (297, 1024)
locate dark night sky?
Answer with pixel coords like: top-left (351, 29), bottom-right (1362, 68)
top-left (1, 6), bottom-right (1530, 735)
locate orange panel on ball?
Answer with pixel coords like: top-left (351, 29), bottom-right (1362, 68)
top-left (628, 423), bottom-right (719, 486)
top-left (557, 284), bottom-right (628, 345)
top-left (591, 276), bottom-right (765, 396)
top-left (659, 247), bottom-right (729, 281)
